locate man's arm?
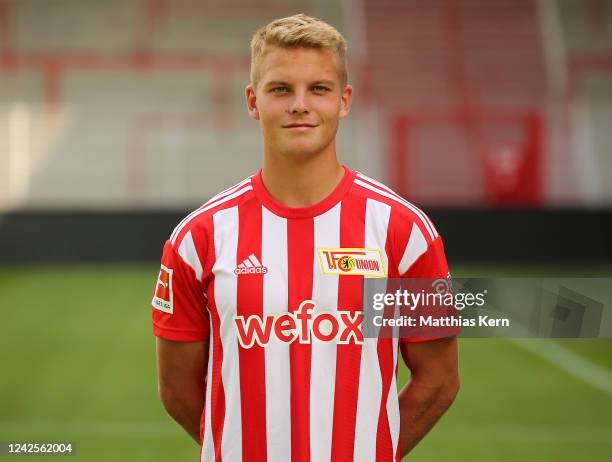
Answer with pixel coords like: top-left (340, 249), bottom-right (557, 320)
top-left (156, 338), bottom-right (209, 444)
top-left (398, 336), bottom-right (460, 457)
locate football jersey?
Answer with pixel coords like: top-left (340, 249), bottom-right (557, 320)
top-left (152, 165), bottom-right (455, 462)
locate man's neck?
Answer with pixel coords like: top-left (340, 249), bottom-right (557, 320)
top-left (261, 151), bottom-right (345, 208)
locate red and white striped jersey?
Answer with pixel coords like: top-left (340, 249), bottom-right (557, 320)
top-left (152, 166), bottom-right (453, 462)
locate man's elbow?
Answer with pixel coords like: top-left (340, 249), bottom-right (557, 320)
top-left (440, 374), bottom-right (460, 407)
top-left (158, 383), bottom-right (184, 418)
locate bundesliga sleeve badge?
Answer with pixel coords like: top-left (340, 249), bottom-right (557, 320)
top-left (153, 265), bottom-right (174, 314)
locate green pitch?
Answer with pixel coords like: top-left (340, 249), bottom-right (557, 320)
top-left (0, 265), bottom-right (611, 461)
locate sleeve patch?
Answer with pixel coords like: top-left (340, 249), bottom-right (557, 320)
top-left (152, 265), bottom-right (174, 314)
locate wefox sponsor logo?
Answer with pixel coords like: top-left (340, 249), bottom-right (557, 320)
top-left (234, 300), bottom-right (364, 348)
top-left (318, 247), bottom-right (387, 277)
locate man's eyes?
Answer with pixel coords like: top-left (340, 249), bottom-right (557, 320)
top-left (269, 86), bottom-right (331, 93)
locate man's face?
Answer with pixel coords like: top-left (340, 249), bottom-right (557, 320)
top-left (246, 46), bottom-right (352, 159)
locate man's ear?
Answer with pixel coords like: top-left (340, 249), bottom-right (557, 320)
top-left (339, 84), bottom-right (353, 119)
top-left (245, 85), bottom-right (260, 120)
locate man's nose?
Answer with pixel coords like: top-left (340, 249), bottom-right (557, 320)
top-left (288, 92), bottom-right (309, 114)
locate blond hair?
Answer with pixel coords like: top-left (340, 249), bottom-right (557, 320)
top-left (250, 13), bottom-right (348, 88)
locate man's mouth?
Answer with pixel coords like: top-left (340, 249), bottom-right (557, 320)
top-left (283, 123), bottom-right (318, 132)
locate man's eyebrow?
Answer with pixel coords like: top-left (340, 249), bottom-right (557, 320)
top-left (264, 81), bottom-right (291, 88)
top-left (312, 80), bottom-right (336, 86)
top-left (263, 80), bottom-right (336, 88)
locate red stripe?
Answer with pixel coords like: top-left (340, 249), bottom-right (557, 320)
top-left (236, 199), bottom-right (267, 461)
top-left (330, 194), bottom-right (367, 461)
top-left (287, 217), bottom-right (314, 462)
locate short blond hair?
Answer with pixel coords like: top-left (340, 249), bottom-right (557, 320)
top-left (250, 13), bottom-right (348, 88)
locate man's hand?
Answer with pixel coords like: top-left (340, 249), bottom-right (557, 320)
top-left (156, 338), bottom-right (209, 444)
top-left (398, 336), bottom-right (459, 457)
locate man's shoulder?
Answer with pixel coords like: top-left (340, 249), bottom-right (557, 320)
top-left (168, 174), bottom-right (255, 247)
top-left (352, 171), bottom-right (432, 219)
top-left (351, 171), bottom-right (440, 242)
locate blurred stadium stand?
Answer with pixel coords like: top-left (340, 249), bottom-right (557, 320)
top-left (0, 0), bottom-right (611, 262)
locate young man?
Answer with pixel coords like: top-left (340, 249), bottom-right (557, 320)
top-left (152, 13), bottom-right (459, 462)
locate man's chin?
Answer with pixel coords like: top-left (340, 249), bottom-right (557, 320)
top-left (280, 143), bottom-right (324, 159)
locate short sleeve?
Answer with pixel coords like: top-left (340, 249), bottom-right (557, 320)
top-left (400, 235), bottom-right (460, 342)
top-left (151, 240), bottom-right (210, 341)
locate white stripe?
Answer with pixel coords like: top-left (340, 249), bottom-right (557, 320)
top-left (364, 199), bottom-right (391, 274)
top-left (353, 199), bottom-right (390, 462)
top-left (353, 348), bottom-right (383, 460)
top-left (261, 207), bottom-right (292, 461)
top-left (201, 316), bottom-right (214, 461)
top-left (310, 203), bottom-right (341, 462)
top-left (250, 254), bottom-right (263, 267)
top-left (398, 223), bottom-right (428, 275)
top-left (511, 339), bottom-right (612, 396)
top-left (171, 184), bottom-right (252, 245)
top-left (170, 177), bottom-right (252, 243)
top-left (355, 174), bottom-right (438, 240)
top-left (212, 206), bottom-right (242, 461)
top-left (177, 231), bottom-right (203, 280)
top-left (238, 263), bottom-right (245, 269)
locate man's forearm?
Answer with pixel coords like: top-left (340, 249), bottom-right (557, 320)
top-left (397, 377), bottom-right (459, 457)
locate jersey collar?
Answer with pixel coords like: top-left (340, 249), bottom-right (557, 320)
top-left (251, 165), bottom-right (356, 219)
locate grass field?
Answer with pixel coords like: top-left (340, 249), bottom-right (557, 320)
top-left (1, 265), bottom-right (611, 461)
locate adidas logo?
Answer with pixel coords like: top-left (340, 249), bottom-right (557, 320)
top-left (234, 254), bottom-right (269, 275)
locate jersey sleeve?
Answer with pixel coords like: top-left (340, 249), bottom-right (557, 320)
top-left (401, 235), bottom-right (449, 279)
top-left (399, 235), bottom-right (460, 342)
top-left (151, 240), bottom-right (210, 342)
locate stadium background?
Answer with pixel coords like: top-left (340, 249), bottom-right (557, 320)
top-left (0, 0), bottom-right (611, 460)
